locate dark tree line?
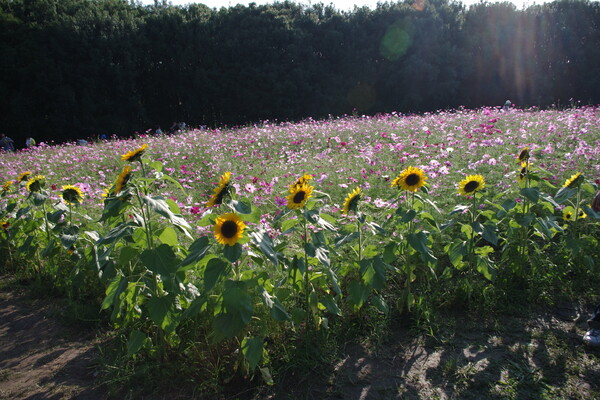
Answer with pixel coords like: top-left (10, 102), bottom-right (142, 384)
top-left (1, 0), bottom-right (599, 144)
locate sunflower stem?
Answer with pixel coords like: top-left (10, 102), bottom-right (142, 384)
top-left (302, 210), bottom-right (312, 332)
top-left (573, 185), bottom-right (582, 239)
top-left (135, 186), bottom-right (154, 250)
top-left (357, 214), bottom-right (362, 263)
top-left (469, 194), bottom-right (478, 265)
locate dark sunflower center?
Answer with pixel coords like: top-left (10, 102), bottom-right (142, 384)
top-left (405, 173), bottom-right (420, 186)
top-left (63, 189), bottom-right (79, 201)
top-left (293, 191), bottom-right (306, 204)
top-left (221, 220), bottom-right (238, 238)
top-left (464, 180), bottom-right (479, 193)
top-left (215, 184), bottom-right (229, 204)
top-left (519, 150), bottom-right (528, 160)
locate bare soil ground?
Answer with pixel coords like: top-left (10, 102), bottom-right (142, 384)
top-left (0, 287), bottom-right (106, 400)
top-left (265, 303), bottom-right (600, 400)
top-left (1, 278), bottom-right (599, 400)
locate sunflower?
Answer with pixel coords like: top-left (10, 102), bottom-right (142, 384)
top-left (17, 171), bottom-right (32, 183)
top-left (0, 219), bottom-right (9, 230)
top-left (213, 213), bottom-right (246, 246)
top-left (563, 172), bottom-right (583, 189)
top-left (60, 185), bottom-right (84, 205)
top-left (516, 147), bottom-right (530, 163)
top-left (2, 180), bottom-right (13, 194)
top-left (287, 183), bottom-right (313, 209)
top-left (518, 161), bottom-right (531, 182)
top-left (114, 165), bottom-right (132, 194)
top-left (26, 175), bottom-right (45, 192)
top-left (206, 171), bottom-right (231, 207)
top-left (391, 166), bottom-right (427, 192)
top-left (289, 173), bottom-right (313, 190)
top-left (563, 207), bottom-right (586, 222)
top-left (121, 143), bottom-right (148, 162)
top-left (342, 187), bottom-right (362, 215)
top-left (458, 174), bottom-right (485, 196)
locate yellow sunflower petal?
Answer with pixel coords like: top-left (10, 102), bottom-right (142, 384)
top-left (287, 183), bottom-right (314, 209)
top-left (458, 174), bottom-right (485, 196)
top-left (342, 187), bottom-right (362, 215)
top-left (391, 166), bottom-right (427, 192)
top-left (213, 213), bottom-right (245, 246)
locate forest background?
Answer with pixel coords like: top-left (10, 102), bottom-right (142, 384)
top-left (1, 0), bottom-right (599, 145)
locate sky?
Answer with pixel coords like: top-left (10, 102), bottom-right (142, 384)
top-left (139, 0), bottom-right (552, 11)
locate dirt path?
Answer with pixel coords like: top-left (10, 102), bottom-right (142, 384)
top-left (271, 304), bottom-right (600, 400)
top-left (1, 280), bottom-right (598, 400)
top-left (0, 288), bottom-right (106, 400)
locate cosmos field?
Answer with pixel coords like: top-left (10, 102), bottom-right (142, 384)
top-left (2, 106), bottom-right (599, 218)
top-left (0, 105), bottom-right (599, 387)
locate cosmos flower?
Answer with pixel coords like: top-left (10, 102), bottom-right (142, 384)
top-left (213, 213), bottom-right (246, 246)
top-left (391, 166), bottom-right (427, 192)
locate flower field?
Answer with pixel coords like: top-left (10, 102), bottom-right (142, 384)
top-left (1, 106), bottom-right (599, 393)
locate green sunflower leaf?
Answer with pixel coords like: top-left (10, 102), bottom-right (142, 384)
top-left (158, 226), bottom-right (178, 247)
top-left (334, 232), bottom-right (359, 247)
top-left (250, 231), bottom-right (278, 266)
top-left (320, 294), bottom-right (342, 316)
top-left (554, 186), bottom-right (576, 204)
top-left (482, 223), bottom-right (499, 245)
top-left (204, 258), bottom-right (229, 291)
top-left (475, 255), bottom-right (496, 281)
top-left (97, 223), bottom-right (135, 246)
top-left (407, 232), bottom-right (437, 264)
top-left (281, 218), bottom-right (298, 234)
top-left (372, 294), bottom-right (389, 314)
top-left (32, 192), bottom-right (48, 206)
top-left (148, 295), bottom-right (179, 334)
top-left (241, 336), bottom-right (264, 370)
top-left (143, 195), bottom-right (192, 235)
top-left (179, 237), bottom-right (211, 270)
top-left (213, 312), bottom-right (246, 340)
top-left (449, 205), bottom-right (469, 216)
top-left (223, 281), bottom-right (253, 325)
top-left (520, 187), bottom-right (540, 203)
top-left (223, 242), bottom-right (242, 263)
top-left (229, 198), bottom-right (253, 214)
top-left (260, 287), bottom-right (290, 321)
top-left (127, 330), bottom-right (147, 356)
top-left (140, 244), bottom-right (179, 276)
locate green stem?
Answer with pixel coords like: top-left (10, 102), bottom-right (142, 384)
top-left (302, 211), bottom-right (311, 331)
top-left (470, 194), bottom-right (477, 264)
top-left (357, 216), bottom-right (362, 263)
top-left (135, 186), bottom-right (154, 250)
